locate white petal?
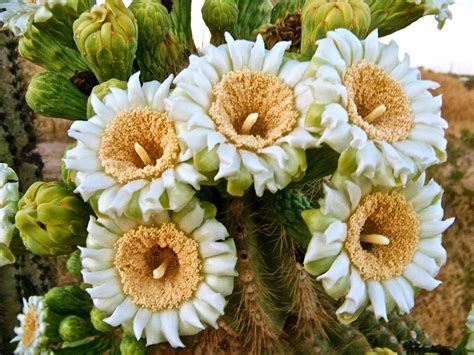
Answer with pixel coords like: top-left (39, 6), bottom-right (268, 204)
top-left (248, 34), bottom-right (266, 71)
top-left (318, 252), bottom-right (350, 289)
top-left (104, 297), bottom-right (138, 327)
top-left (133, 308), bottom-right (152, 340)
top-left (263, 41), bottom-right (291, 76)
top-left (195, 283), bottom-right (226, 314)
top-left (192, 219), bottom-right (229, 242)
top-left (215, 144), bottom-right (241, 180)
top-left (144, 314), bottom-right (166, 346)
top-left (193, 299), bottom-right (220, 328)
top-left (179, 302), bottom-right (205, 330)
top-left (367, 280), bottom-right (387, 321)
top-left (127, 72), bottom-right (146, 107)
top-left (152, 75), bottom-right (173, 111)
top-left (160, 310), bottom-right (185, 348)
top-left (403, 263), bottom-right (442, 291)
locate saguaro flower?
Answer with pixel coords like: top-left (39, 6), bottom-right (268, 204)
top-left (302, 173), bottom-right (454, 323)
top-left (80, 199), bottom-right (237, 347)
top-left (168, 33), bottom-right (319, 196)
top-left (64, 72), bottom-right (205, 219)
top-left (305, 29), bottom-right (448, 186)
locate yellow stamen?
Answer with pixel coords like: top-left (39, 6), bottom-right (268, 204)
top-left (134, 142), bottom-right (153, 166)
top-left (364, 104), bottom-right (387, 123)
top-left (360, 233), bottom-right (390, 246)
top-left (241, 112), bottom-right (259, 134)
top-left (153, 259), bottom-right (169, 280)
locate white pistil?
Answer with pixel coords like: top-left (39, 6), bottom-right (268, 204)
top-left (153, 259), bottom-right (169, 280)
top-left (360, 233), bottom-right (390, 246)
top-left (364, 104), bottom-right (387, 123)
top-left (134, 142), bottom-right (153, 166)
top-left (241, 112), bottom-right (259, 134)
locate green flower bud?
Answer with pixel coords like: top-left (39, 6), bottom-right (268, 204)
top-left (59, 315), bottom-right (96, 342)
top-left (45, 285), bottom-right (92, 318)
top-left (90, 307), bottom-right (115, 333)
top-left (232, 0), bottom-right (273, 40)
top-left (301, 0), bottom-right (371, 58)
top-left (129, 0), bottom-right (185, 81)
top-left (202, 0), bottom-right (239, 45)
top-left (86, 78), bottom-right (127, 117)
top-left (19, 25), bottom-right (89, 78)
top-left (26, 72), bottom-right (88, 121)
top-left (73, 0), bottom-right (138, 83)
top-left (271, 0), bottom-right (305, 22)
top-left (366, 0), bottom-right (453, 36)
top-left (15, 182), bottom-right (90, 256)
top-left (66, 250), bottom-right (82, 277)
top-left (120, 334), bottom-right (146, 355)
top-left (33, 1), bottom-right (95, 49)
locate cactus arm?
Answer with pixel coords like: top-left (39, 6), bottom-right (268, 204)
top-left (231, 0), bottom-right (273, 40)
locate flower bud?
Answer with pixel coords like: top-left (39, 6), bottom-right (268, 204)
top-left (202, 0), bottom-right (239, 45)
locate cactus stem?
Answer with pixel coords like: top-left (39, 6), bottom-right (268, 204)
top-left (364, 104), bottom-right (387, 123)
top-left (134, 142), bottom-right (153, 166)
top-left (241, 112), bottom-right (259, 134)
top-left (360, 233), bottom-right (390, 246)
top-left (152, 259), bottom-right (169, 280)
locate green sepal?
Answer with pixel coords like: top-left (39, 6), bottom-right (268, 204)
top-left (304, 255), bottom-right (336, 276)
top-left (120, 334), bottom-right (146, 355)
top-left (66, 250), bottom-right (82, 277)
top-left (0, 242), bottom-right (15, 267)
top-left (87, 78), bottom-right (127, 117)
top-left (90, 307), bottom-right (115, 333)
top-left (301, 209), bottom-right (336, 233)
top-left (26, 71), bottom-right (88, 121)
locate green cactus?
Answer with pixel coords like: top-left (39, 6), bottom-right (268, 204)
top-left (90, 307), bottom-right (115, 333)
top-left (15, 182), bottom-right (90, 256)
top-left (73, 0), bottom-right (138, 83)
top-left (202, 0), bottom-right (239, 45)
top-left (26, 72), bottom-right (88, 121)
top-left (66, 250), bottom-right (82, 277)
top-left (301, 0), bottom-right (371, 58)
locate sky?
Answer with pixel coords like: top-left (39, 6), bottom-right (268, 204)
top-left (119, 0), bottom-right (474, 75)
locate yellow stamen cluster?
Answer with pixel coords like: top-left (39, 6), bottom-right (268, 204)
top-left (99, 107), bottom-right (180, 184)
top-left (345, 191), bottom-right (419, 280)
top-left (114, 224), bottom-right (202, 311)
top-left (22, 308), bottom-right (39, 347)
top-left (209, 71), bottom-right (298, 151)
top-left (344, 62), bottom-right (413, 142)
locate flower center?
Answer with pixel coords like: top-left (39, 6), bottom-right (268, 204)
top-left (22, 308), bottom-right (39, 348)
top-left (209, 71), bottom-right (299, 151)
top-left (344, 62), bottom-right (413, 143)
top-left (99, 107), bottom-right (180, 184)
top-left (345, 191), bottom-right (419, 280)
top-left (114, 223), bottom-right (202, 311)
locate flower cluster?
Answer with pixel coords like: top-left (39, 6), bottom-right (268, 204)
top-left (0, 0), bottom-right (457, 352)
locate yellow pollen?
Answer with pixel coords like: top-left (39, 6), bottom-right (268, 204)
top-left (360, 233), bottom-right (390, 246)
top-left (363, 104), bottom-right (387, 123)
top-left (344, 62), bottom-right (413, 143)
top-left (345, 191), bottom-right (419, 280)
top-left (99, 107), bottom-right (180, 184)
top-left (114, 224), bottom-right (202, 311)
top-left (22, 308), bottom-right (39, 348)
top-left (241, 112), bottom-right (259, 134)
top-left (209, 70), bottom-right (299, 151)
top-left (134, 142), bottom-right (153, 166)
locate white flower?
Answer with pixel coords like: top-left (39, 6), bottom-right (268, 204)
top-left (302, 173), bottom-right (454, 323)
top-left (408, 0), bottom-right (454, 29)
top-left (80, 198), bottom-right (237, 348)
top-left (167, 33), bottom-right (319, 197)
top-left (0, 163), bottom-right (19, 267)
top-left (0, 0), bottom-right (69, 35)
top-left (12, 296), bottom-right (48, 354)
top-left (64, 72), bottom-right (206, 220)
top-left (305, 29), bottom-right (448, 187)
